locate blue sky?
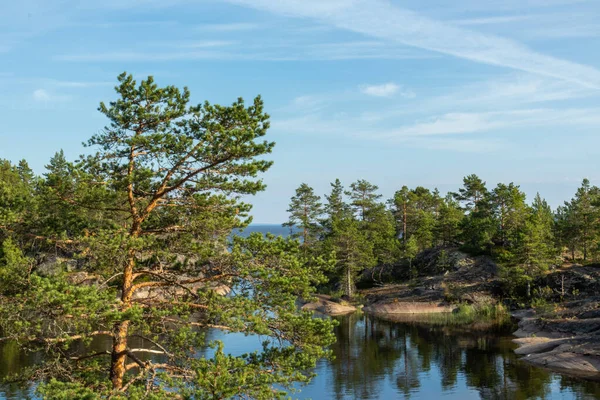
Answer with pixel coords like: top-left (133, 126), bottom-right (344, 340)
top-left (1, 0), bottom-right (599, 223)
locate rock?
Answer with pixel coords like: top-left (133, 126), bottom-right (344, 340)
top-left (211, 284), bottom-right (231, 296)
top-left (132, 276), bottom-right (231, 300)
top-left (66, 272), bottom-right (101, 285)
top-left (301, 295), bottom-right (357, 316)
top-left (512, 307), bottom-right (600, 376)
top-left (36, 254), bottom-right (78, 277)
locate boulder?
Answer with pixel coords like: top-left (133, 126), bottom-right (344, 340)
top-left (301, 295), bottom-right (357, 316)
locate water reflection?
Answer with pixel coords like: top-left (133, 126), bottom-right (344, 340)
top-left (309, 313), bottom-right (600, 399)
top-left (3, 313), bottom-right (600, 399)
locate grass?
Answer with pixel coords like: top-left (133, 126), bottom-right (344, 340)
top-left (409, 303), bottom-right (510, 326)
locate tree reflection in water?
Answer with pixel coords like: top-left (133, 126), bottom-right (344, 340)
top-left (3, 313), bottom-right (600, 399)
top-left (326, 313), bottom-right (600, 400)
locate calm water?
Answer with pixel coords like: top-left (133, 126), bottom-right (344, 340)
top-left (2, 225), bottom-right (600, 399)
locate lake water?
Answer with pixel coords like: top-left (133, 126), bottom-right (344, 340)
top-left (2, 225), bottom-right (600, 399)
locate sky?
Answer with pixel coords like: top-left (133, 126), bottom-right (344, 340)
top-left (1, 0), bottom-right (599, 223)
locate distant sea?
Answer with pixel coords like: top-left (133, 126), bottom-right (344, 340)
top-left (232, 223), bottom-right (294, 238)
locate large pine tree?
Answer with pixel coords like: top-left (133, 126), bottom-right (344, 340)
top-left (0, 73), bottom-right (335, 398)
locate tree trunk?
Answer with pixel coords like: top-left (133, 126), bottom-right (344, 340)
top-left (110, 253), bottom-right (136, 390)
top-left (403, 201), bottom-right (407, 245)
top-left (346, 266), bottom-right (353, 298)
top-left (110, 320), bottom-right (130, 390)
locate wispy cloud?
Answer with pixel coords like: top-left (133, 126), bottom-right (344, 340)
top-left (272, 98), bottom-right (600, 154)
top-left (359, 82), bottom-right (415, 98)
top-left (195, 22), bottom-right (260, 32)
top-left (452, 15), bottom-right (537, 25)
top-left (32, 89), bottom-right (70, 102)
top-left (528, 25), bottom-right (600, 39)
top-left (349, 73), bottom-right (597, 124)
top-left (226, 0), bottom-right (600, 88)
top-left (375, 108), bottom-right (600, 139)
top-left (32, 89), bottom-right (51, 102)
top-left (56, 40), bottom-right (433, 62)
top-left (172, 40), bottom-right (237, 49)
top-left (47, 80), bottom-right (112, 88)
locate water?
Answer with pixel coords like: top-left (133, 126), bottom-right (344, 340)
top-left (2, 225), bottom-right (600, 399)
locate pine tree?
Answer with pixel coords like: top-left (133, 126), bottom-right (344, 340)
top-left (0, 73), bottom-right (335, 397)
top-left (321, 179), bottom-right (376, 297)
top-left (520, 194), bottom-right (556, 270)
top-left (405, 235), bottom-right (419, 278)
top-left (452, 174), bottom-right (488, 211)
top-left (324, 178), bottom-right (347, 227)
top-left (0, 159), bottom-right (36, 230)
top-left (504, 194), bottom-right (557, 298)
top-left (454, 175), bottom-right (495, 254)
top-left (283, 183), bottom-right (323, 248)
top-left (346, 179), bottom-right (381, 221)
top-left (491, 183), bottom-right (528, 249)
top-left (391, 186), bottom-right (411, 245)
top-left (570, 179), bottom-right (600, 261)
top-left (390, 186), bottom-right (440, 250)
top-left (327, 215), bottom-right (374, 297)
top-left (434, 195), bottom-right (464, 246)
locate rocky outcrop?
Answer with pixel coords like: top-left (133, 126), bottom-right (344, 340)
top-left (132, 280), bottom-right (231, 300)
top-left (301, 295), bottom-right (357, 316)
top-left (36, 254), bottom-right (80, 277)
top-left (512, 308), bottom-right (600, 377)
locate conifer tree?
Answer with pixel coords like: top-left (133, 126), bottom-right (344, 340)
top-left (520, 194), bottom-right (557, 269)
top-left (283, 183), bottom-right (323, 248)
top-left (0, 73), bottom-right (335, 398)
top-left (327, 215), bottom-right (374, 297)
top-left (452, 174), bottom-right (488, 211)
top-left (324, 179), bottom-right (347, 227)
top-left (434, 195), bottom-right (463, 246)
top-left (346, 179), bottom-right (381, 221)
top-left (491, 183), bottom-right (528, 249)
top-left (570, 179), bottom-right (600, 261)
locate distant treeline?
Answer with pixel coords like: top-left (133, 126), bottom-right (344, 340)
top-left (282, 175), bottom-right (599, 297)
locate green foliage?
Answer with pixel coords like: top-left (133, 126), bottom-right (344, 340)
top-left (0, 159), bottom-right (37, 229)
top-left (346, 179), bottom-right (381, 221)
top-left (408, 303), bottom-right (509, 326)
top-left (3, 70), bottom-right (600, 399)
top-left (325, 215), bottom-right (374, 297)
top-left (283, 183), bottom-right (323, 248)
top-left (404, 236), bottom-right (419, 278)
top-left (556, 179), bottom-right (600, 261)
top-left (434, 195), bottom-right (463, 246)
top-left (0, 73), bottom-right (337, 399)
top-left (0, 239), bottom-right (32, 295)
top-left (390, 186), bottom-right (441, 250)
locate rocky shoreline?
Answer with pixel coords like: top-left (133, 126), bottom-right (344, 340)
top-left (511, 306), bottom-right (600, 378)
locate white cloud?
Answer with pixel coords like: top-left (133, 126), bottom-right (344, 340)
top-left (49, 80), bottom-right (111, 88)
top-left (56, 41), bottom-right (433, 62)
top-left (376, 108), bottom-right (600, 139)
top-left (32, 89), bottom-right (51, 101)
top-left (195, 22), bottom-right (259, 32)
top-left (452, 15), bottom-right (537, 25)
top-left (348, 73), bottom-right (597, 124)
top-left (360, 83), bottom-right (398, 97)
top-left (226, 0), bottom-right (600, 88)
top-left (173, 40), bottom-right (237, 49)
top-left (32, 88), bottom-right (69, 102)
top-left (360, 82), bottom-right (415, 98)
